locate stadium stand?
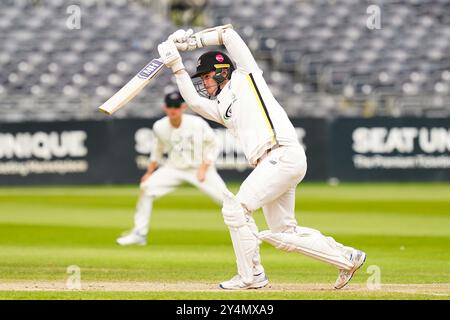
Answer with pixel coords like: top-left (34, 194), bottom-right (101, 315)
top-left (207, 0), bottom-right (450, 117)
top-left (1, 0), bottom-right (449, 121)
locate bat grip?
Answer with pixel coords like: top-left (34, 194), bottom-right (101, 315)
top-left (193, 24), bottom-right (233, 45)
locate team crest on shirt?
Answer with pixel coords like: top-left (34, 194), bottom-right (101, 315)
top-left (223, 93), bottom-right (237, 120)
top-left (224, 104), bottom-right (232, 120)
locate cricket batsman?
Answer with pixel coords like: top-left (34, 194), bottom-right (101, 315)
top-left (117, 91), bottom-right (229, 246)
top-left (157, 25), bottom-right (366, 289)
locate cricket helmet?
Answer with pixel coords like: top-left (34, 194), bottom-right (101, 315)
top-left (191, 51), bottom-right (235, 80)
top-left (191, 51), bottom-right (235, 98)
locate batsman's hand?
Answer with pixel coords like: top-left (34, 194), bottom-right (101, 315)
top-left (168, 29), bottom-right (197, 52)
top-left (157, 40), bottom-right (185, 73)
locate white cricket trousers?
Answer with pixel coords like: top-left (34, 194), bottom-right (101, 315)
top-left (235, 144), bottom-right (355, 271)
top-left (132, 165), bottom-right (228, 236)
top-left (236, 144), bottom-right (307, 233)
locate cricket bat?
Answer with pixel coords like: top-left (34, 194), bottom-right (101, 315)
top-left (98, 58), bottom-right (165, 115)
top-left (98, 24), bottom-right (233, 115)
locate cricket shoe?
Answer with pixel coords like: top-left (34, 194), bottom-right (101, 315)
top-left (116, 232), bottom-right (147, 246)
top-left (334, 250), bottom-right (366, 289)
top-left (219, 272), bottom-right (269, 290)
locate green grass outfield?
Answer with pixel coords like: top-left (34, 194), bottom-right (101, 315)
top-left (0, 183), bottom-right (449, 300)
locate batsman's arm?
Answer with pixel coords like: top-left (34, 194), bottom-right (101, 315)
top-left (158, 38), bottom-right (224, 125)
top-left (175, 71), bottom-right (224, 125)
top-left (189, 26), bottom-right (260, 74)
top-left (222, 28), bottom-right (261, 74)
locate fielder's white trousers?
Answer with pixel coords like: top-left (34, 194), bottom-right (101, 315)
top-left (132, 165), bottom-right (228, 236)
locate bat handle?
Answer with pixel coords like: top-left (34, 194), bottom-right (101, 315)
top-left (192, 24), bottom-right (233, 37)
top-left (180, 24), bottom-right (233, 49)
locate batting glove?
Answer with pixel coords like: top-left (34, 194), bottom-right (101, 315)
top-left (168, 29), bottom-right (197, 51)
top-left (157, 40), bottom-right (185, 73)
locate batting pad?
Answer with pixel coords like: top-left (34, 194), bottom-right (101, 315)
top-left (222, 191), bottom-right (260, 283)
top-left (258, 228), bottom-right (354, 270)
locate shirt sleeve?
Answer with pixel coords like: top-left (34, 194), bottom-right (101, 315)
top-left (200, 119), bottom-right (220, 163)
top-left (222, 28), bottom-right (262, 75)
top-left (149, 124), bottom-right (164, 163)
top-left (175, 71), bottom-right (224, 125)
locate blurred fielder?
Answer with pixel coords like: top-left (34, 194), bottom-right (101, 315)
top-left (117, 91), bottom-right (228, 246)
top-left (157, 25), bottom-right (366, 289)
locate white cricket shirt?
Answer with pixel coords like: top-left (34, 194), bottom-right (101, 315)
top-left (150, 114), bottom-right (219, 169)
top-left (175, 29), bottom-right (301, 166)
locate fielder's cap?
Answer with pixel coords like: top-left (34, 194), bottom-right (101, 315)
top-left (191, 51), bottom-right (234, 79)
top-left (164, 91), bottom-right (184, 107)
